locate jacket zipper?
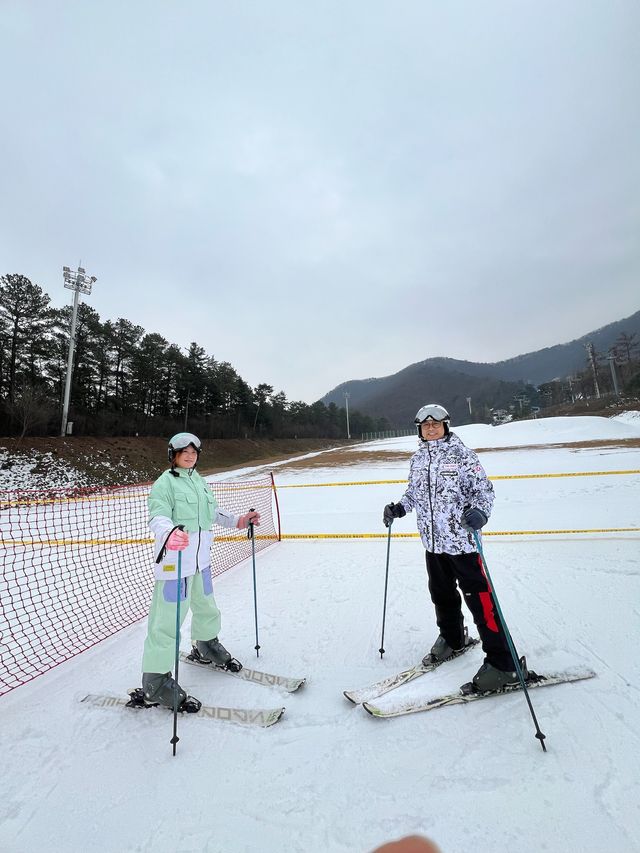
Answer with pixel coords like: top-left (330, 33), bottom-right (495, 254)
top-left (184, 472), bottom-right (202, 574)
top-left (427, 442), bottom-right (436, 552)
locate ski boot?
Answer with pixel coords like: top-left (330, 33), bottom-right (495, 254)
top-left (468, 657), bottom-right (528, 694)
top-left (139, 672), bottom-right (202, 712)
top-left (193, 638), bottom-right (242, 673)
top-left (422, 626), bottom-right (470, 666)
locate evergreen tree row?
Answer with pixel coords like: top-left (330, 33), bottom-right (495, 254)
top-left (0, 273), bottom-right (389, 439)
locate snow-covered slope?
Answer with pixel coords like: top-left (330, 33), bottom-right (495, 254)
top-left (1, 416), bottom-right (639, 853)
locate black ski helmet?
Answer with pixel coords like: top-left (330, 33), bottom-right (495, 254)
top-left (168, 432), bottom-right (202, 463)
top-left (414, 403), bottom-right (450, 439)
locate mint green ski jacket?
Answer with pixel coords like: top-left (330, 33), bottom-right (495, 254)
top-left (148, 468), bottom-right (239, 581)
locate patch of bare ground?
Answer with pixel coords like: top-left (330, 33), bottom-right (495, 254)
top-left (0, 436), bottom-right (358, 486)
top-left (2, 435), bottom-right (638, 485)
top-left (261, 448), bottom-right (412, 475)
top-left (267, 437), bottom-right (640, 475)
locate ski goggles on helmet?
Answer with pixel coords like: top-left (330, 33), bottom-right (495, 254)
top-left (168, 432), bottom-right (202, 457)
top-left (414, 404), bottom-right (450, 424)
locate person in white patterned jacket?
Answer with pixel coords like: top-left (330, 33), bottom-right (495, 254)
top-left (383, 403), bottom-right (526, 692)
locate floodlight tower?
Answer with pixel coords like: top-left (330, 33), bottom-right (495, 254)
top-left (60, 265), bottom-right (97, 437)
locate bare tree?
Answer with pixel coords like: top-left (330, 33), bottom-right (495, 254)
top-left (8, 384), bottom-right (53, 439)
top-left (614, 332), bottom-right (639, 364)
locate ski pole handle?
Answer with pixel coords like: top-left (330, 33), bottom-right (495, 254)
top-left (247, 507), bottom-right (255, 540)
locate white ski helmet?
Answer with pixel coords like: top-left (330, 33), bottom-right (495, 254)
top-left (414, 403), bottom-right (450, 438)
top-left (168, 432), bottom-right (202, 462)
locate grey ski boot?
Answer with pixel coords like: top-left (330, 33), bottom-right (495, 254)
top-left (471, 657), bottom-right (528, 693)
top-left (193, 638), bottom-right (242, 672)
top-left (141, 672), bottom-right (201, 711)
top-left (422, 626), bottom-right (470, 666)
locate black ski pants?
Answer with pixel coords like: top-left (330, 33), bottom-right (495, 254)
top-left (425, 551), bottom-right (514, 671)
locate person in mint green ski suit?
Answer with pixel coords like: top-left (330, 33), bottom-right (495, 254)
top-left (141, 432), bottom-right (260, 709)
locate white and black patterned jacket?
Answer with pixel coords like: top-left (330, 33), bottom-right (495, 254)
top-left (399, 432), bottom-right (494, 555)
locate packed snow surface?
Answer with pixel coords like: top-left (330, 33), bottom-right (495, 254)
top-left (1, 416), bottom-right (639, 853)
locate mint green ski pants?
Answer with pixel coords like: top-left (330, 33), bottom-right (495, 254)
top-left (142, 568), bottom-right (221, 674)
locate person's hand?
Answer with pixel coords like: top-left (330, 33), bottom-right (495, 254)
top-left (237, 510), bottom-right (261, 529)
top-left (383, 502), bottom-right (406, 528)
top-left (461, 507), bottom-right (488, 531)
top-left (166, 528), bottom-right (189, 550)
top-left (372, 834), bottom-right (441, 853)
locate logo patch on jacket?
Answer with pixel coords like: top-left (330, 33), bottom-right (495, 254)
top-left (440, 465), bottom-right (458, 476)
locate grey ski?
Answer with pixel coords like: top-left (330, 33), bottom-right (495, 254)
top-left (180, 652), bottom-right (306, 693)
top-left (344, 638), bottom-right (480, 705)
top-left (362, 667), bottom-right (596, 718)
top-left (80, 692), bottom-right (285, 727)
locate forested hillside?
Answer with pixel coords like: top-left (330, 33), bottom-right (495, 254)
top-left (322, 312), bottom-right (640, 427)
top-left (0, 273), bottom-right (388, 439)
top-left (3, 271), bottom-right (638, 437)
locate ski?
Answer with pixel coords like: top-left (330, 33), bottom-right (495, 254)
top-left (344, 637), bottom-right (480, 705)
top-left (80, 692), bottom-right (285, 727)
top-left (181, 651), bottom-right (306, 693)
top-left (362, 667), bottom-right (596, 719)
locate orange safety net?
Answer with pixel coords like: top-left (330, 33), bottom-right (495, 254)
top-left (0, 474), bottom-right (280, 697)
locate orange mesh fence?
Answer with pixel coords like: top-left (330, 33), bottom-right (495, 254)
top-left (0, 475), bottom-right (279, 697)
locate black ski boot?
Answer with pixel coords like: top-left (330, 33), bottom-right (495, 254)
top-left (470, 657), bottom-right (528, 693)
top-left (422, 627), bottom-right (470, 666)
top-left (140, 672), bottom-right (202, 712)
top-left (193, 638), bottom-right (242, 673)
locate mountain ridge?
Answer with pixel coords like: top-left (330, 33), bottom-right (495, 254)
top-left (321, 308), bottom-right (640, 427)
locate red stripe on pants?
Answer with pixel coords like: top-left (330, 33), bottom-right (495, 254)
top-left (479, 591), bottom-right (498, 632)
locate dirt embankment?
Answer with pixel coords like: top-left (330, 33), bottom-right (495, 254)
top-left (0, 436), bottom-right (357, 487)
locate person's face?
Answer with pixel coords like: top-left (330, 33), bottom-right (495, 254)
top-left (420, 418), bottom-right (445, 441)
top-left (174, 445), bottom-right (198, 469)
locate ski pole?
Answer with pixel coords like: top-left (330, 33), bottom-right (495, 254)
top-left (379, 521), bottom-right (393, 658)
top-left (248, 508), bottom-right (260, 658)
top-left (473, 530), bottom-right (547, 752)
top-left (170, 527), bottom-right (185, 757)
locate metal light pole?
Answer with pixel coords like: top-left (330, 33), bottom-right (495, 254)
top-left (60, 265), bottom-right (97, 437)
top-left (585, 343), bottom-right (601, 399)
top-left (608, 356), bottom-right (621, 397)
top-left (344, 392), bottom-right (351, 439)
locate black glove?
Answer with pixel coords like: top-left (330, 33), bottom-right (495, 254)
top-left (383, 502), bottom-right (406, 528)
top-left (461, 507), bottom-right (488, 531)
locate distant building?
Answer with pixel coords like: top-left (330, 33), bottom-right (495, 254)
top-left (491, 409), bottom-right (512, 425)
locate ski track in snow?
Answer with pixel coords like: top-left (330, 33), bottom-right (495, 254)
top-left (1, 416), bottom-right (640, 853)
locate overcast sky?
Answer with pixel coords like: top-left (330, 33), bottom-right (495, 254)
top-left (1, 1), bottom-right (639, 404)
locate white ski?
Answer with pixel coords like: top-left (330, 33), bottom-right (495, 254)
top-left (362, 667), bottom-right (596, 718)
top-left (344, 638), bottom-right (480, 705)
top-left (180, 652), bottom-right (306, 693)
top-left (80, 692), bottom-right (285, 727)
